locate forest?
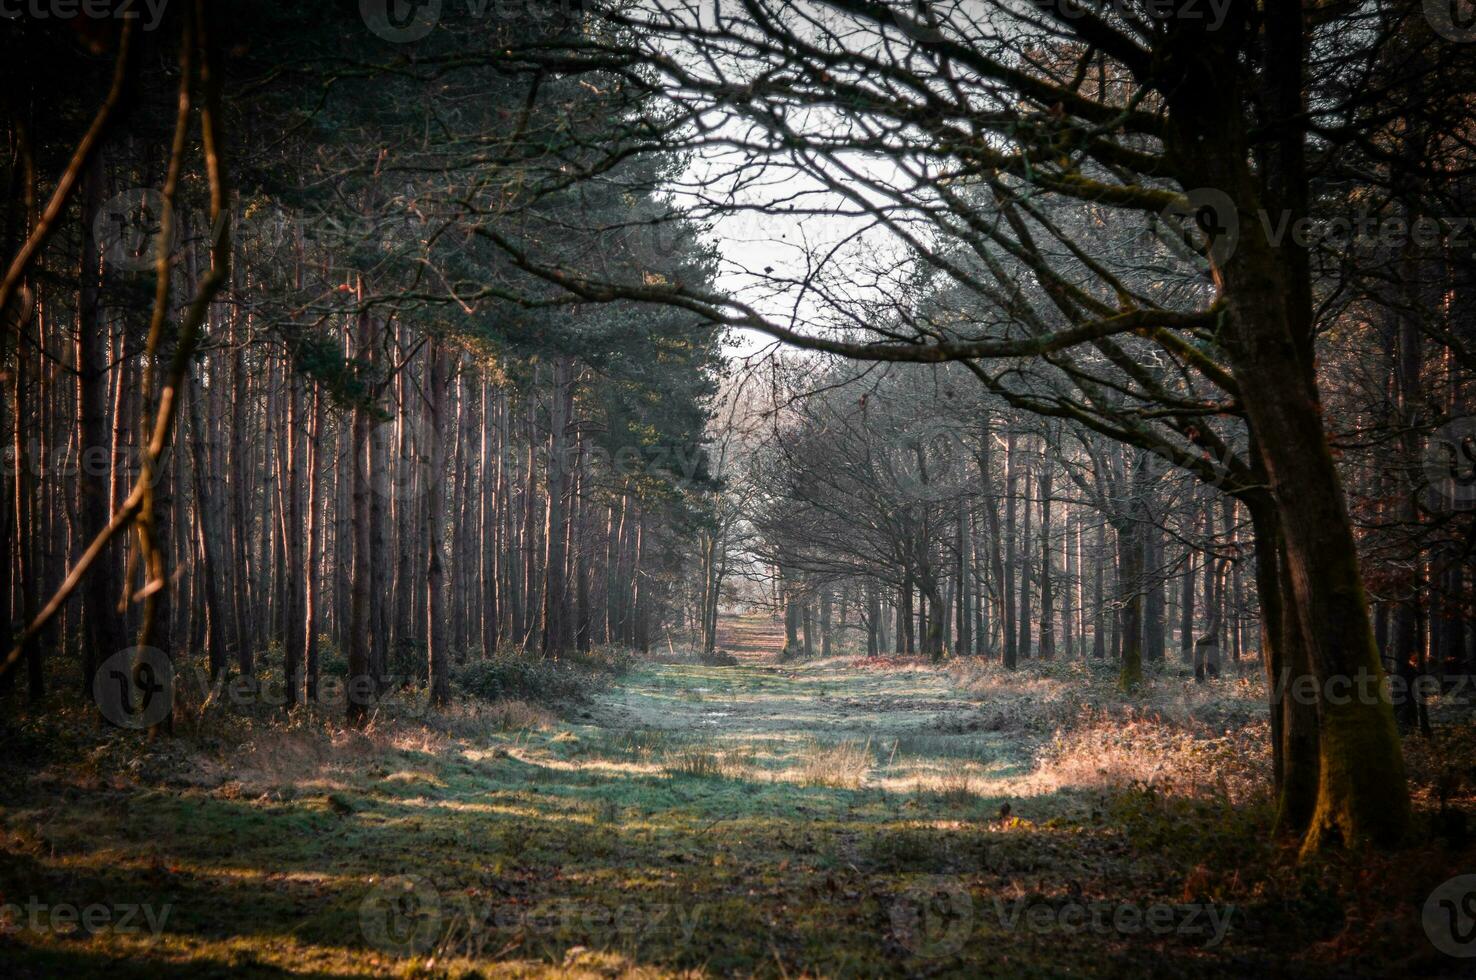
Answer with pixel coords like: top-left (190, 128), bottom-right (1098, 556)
top-left (0, 1), bottom-right (1474, 976)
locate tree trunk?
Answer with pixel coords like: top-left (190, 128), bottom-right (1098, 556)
top-left (346, 300), bottom-right (375, 726)
top-left (1002, 430), bottom-right (1018, 668)
top-left (304, 386), bottom-right (324, 703)
top-left (1175, 5), bottom-right (1409, 851)
top-left (1017, 459), bottom-right (1033, 659)
top-left (1038, 454), bottom-right (1055, 660)
top-left (955, 498), bottom-right (971, 656)
top-left (1116, 518), bottom-right (1143, 689)
top-left (866, 580), bottom-right (880, 656)
top-left (425, 340), bottom-right (450, 705)
top-left (282, 377), bottom-right (303, 707)
top-left (77, 154), bottom-right (124, 703)
top-left (541, 358), bottom-right (575, 657)
top-left (820, 590), bottom-right (832, 657)
top-left (1091, 519), bottom-right (1106, 659)
top-left (1180, 537), bottom-right (1197, 665)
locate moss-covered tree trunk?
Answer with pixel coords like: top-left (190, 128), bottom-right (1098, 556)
top-left (1245, 493), bottom-right (1320, 837)
top-left (1187, 194), bottom-right (1408, 847)
top-left (1204, 192), bottom-right (1409, 853)
top-left (1167, 7), bottom-right (1410, 851)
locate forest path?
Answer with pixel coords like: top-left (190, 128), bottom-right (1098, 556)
top-left (588, 615), bottom-right (1019, 768)
top-left (712, 611), bottom-right (788, 662)
top-left (1, 620), bottom-right (1260, 977)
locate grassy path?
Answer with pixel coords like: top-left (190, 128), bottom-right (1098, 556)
top-left (0, 616), bottom-right (1334, 977)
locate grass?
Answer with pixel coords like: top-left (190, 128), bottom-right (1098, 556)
top-left (1, 618), bottom-right (1472, 977)
top-left (658, 736), bottom-right (751, 780)
top-left (793, 736), bottom-right (872, 789)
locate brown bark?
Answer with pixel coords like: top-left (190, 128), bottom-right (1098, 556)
top-left (425, 340), bottom-right (449, 706)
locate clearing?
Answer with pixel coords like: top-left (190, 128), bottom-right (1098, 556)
top-left (0, 615), bottom-right (1462, 977)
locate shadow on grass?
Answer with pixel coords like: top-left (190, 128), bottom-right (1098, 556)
top-left (0, 736), bottom-right (1313, 979)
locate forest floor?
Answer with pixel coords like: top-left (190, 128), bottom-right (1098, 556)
top-left (2, 614), bottom-right (1473, 977)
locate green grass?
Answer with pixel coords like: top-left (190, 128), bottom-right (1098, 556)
top-left (0, 622), bottom-right (1467, 977)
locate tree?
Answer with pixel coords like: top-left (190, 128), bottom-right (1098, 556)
top-left (474, 0), bottom-right (1476, 851)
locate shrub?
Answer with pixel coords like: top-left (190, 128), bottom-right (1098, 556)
top-left (452, 648), bottom-right (633, 705)
top-left (646, 646), bottom-right (739, 667)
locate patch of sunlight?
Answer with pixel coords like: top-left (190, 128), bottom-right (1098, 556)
top-left (780, 736), bottom-right (873, 789)
top-left (381, 768), bottom-right (443, 786)
top-left (520, 754), bottom-right (668, 778)
top-left (660, 742), bottom-right (753, 780)
top-left (36, 848), bottom-right (369, 891)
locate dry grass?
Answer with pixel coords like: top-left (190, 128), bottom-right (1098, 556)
top-left (477, 698), bottom-right (558, 732)
top-left (947, 657), bottom-right (1268, 733)
top-left (9, 628), bottom-right (1473, 979)
top-left (660, 738), bottom-right (751, 779)
top-left (1031, 707), bottom-right (1271, 803)
top-left (793, 736), bottom-right (872, 789)
top-left (144, 696), bottom-right (554, 799)
top-left (920, 658), bottom-right (1276, 806)
top-left (936, 769), bottom-right (976, 807)
top-left (662, 745), bottom-right (727, 778)
top-left (216, 719), bottom-right (448, 797)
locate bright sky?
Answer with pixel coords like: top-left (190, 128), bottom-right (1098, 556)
top-left (641, 0), bottom-right (934, 359)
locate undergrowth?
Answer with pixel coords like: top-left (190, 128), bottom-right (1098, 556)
top-left (452, 647), bottom-right (634, 704)
top-left (2, 621), bottom-right (1473, 978)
